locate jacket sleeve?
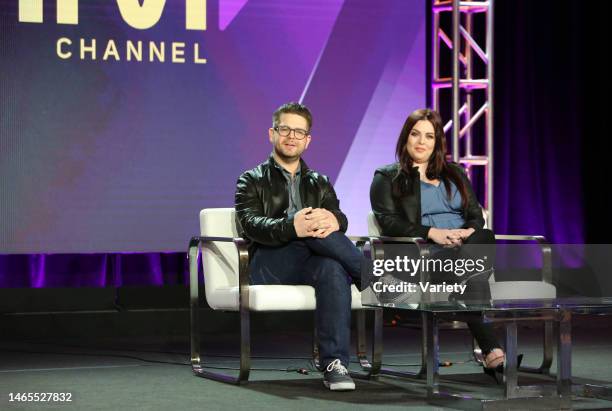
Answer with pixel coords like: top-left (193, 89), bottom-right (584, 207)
top-left (457, 167), bottom-right (485, 230)
top-left (319, 176), bottom-right (348, 233)
top-left (235, 171), bottom-right (298, 246)
top-left (369, 171), bottom-right (431, 239)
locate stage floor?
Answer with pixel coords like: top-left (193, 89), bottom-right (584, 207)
top-left (2, 318), bottom-right (612, 410)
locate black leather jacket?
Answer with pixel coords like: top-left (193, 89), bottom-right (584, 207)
top-left (369, 162), bottom-right (484, 239)
top-left (235, 156), bottom-right (348, 249)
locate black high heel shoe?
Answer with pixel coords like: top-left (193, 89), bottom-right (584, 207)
top-left (483, 351), bottom-right (524, 384)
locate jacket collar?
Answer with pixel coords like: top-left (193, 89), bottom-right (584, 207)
top-left (393, 162), bottom-right (419, 182)
top-left (267, 154), bottom-right (310, 175)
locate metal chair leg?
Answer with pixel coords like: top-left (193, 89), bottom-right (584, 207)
top-left (519, 320), bottom-right (553, 375)
top-left (189, 238), bottom-right (251, 384)
top-left (356, 309), bottom-right (369, 369)
top-left (378, 311), bottom-right (426, 379)
top-left (312, 313), bottom-right (320, 370)
top-left (351, 308), bottom-right (382, 379)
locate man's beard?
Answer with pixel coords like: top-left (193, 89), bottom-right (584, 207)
top-left (274, 146), bottom-right (301, 162)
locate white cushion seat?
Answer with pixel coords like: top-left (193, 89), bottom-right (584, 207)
top-left (208, 284), bottom-right (364, 311)
top-left (490, 281), bottom-right (556, 300)
top-left (367, 210), bottom-right (557, 300)
top-left (201, 208), bottom-right (366, 311)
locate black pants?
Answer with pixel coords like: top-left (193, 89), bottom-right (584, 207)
top-left (249, 232), bottom-right (365, 368)
top-left (444, 228), bottom-right (500, 354)
top-left (385, 228), bottom-right (500, 354)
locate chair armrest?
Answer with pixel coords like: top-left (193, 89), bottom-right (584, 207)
top-left (188, 236), bottom-right (251, 311)
top-left (348, 236), bottom-right (371, 254)
top-left (494, 234), bottom-right (552, 284)
top-left (375, 236), bottom-right (428, 244)
top-left (363, 236), bottom-right (429, 259)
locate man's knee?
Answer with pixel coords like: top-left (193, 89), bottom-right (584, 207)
top-left (312, 258), bottom-right (351, 286)
top-left (324, 231), bottom-right (345, 240)
top-left (307, 231), bottom-right (345, 246)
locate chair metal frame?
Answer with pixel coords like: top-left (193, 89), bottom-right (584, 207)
top-left (366, 226), bottom-right (579, 408)
top-left (188, 234), bottom-right (383, 385)
top-left (367, 230), bottom-right (555, 382)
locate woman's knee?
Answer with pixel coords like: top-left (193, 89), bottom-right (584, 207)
top-left (467, 228), bottom-right (495, 244)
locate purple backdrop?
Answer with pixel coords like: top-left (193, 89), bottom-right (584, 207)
top-left (0, 0), bottom-right (426, 254)
top-left (1, 0), bottom-right (590, 289)
top-left (1, 0), bottom-right (426, 287)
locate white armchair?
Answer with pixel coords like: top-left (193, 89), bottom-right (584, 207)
top-left (188, 208), bottom-right (382, 384)
top-left (367, 210), bottom-right (557, 376)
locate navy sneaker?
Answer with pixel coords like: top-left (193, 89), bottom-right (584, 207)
top-left (323, 359), bottom-right (355, 391)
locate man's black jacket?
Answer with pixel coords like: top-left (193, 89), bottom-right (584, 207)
top-left (235, 156), bottom-right (348, 249)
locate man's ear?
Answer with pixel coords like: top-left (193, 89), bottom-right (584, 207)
top-left (268, 128), bottom-right (275, 143)
top-left (303, 135), bottom-right (312, 150)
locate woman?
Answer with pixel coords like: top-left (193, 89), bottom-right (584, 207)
top-left (369, 108), bottom-right (505, 375)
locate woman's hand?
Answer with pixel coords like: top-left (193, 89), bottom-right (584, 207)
top-left (428, 227), bottom-right (461, 246)
top-left (446, 230), bottom-right (464, 247)
top-left (456, 227), bottom-right (475, 240)
top-left (432, 228), bottom-right (476, 247)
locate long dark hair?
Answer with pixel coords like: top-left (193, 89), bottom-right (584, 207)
top-left (394, 108), bottom-right (469, 210)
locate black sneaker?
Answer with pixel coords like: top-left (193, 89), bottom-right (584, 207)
top-left (323, 359), bottom-right (355, 391)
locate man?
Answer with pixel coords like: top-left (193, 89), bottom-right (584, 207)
top-left (235, 102), bottom-right (364, 391)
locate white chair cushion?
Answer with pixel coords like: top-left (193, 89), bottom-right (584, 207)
top-left (368, 210), bottom-right (556, 301)
top-left (200, 208), bottom-right (366, 311)
top-left (490, 281), bottom-right (556, 300)
top-left (200, 208), bottom-right (239, 238)
top-left (368, 211), bottom-right (382, 236)
top-left (201, 209), bottom-right (240, 299)
top-left (207, 284), bottom-right (364, 311)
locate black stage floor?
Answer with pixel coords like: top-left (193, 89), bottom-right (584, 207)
top-left (2, 311), bottom-right (612, 410)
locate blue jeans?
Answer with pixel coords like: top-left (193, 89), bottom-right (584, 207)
top-left (248, 232), bottom-right (364, 368)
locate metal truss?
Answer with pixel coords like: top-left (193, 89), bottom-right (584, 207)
top-left (431, 0), bottom-right (495, 227)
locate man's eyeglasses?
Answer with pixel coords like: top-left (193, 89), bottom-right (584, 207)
top-left (274, 125), bottom-right (310, 140)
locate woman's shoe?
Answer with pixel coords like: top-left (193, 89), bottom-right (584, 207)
top-left (484, 348), bottom-right (505, 368)
top-left (482, 349), bottom-right (524, 384)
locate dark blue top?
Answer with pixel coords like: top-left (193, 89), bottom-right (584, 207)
top-left (420, 180), bottom-right (465, 229)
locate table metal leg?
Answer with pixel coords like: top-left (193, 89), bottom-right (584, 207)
top-left (416, 309), bottom-right (577, 410)
top-left (557, 310), bottom-right (572, 397)
top-left (425, 311), bottom-right (439, 396)
top-left (504, 321), bottom-right (518, 399)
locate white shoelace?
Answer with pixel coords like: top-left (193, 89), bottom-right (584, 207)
top-left (325, 359), bottom-right (348, 375)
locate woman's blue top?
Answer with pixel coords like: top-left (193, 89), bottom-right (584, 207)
top-left (420, 180), bottom-right (465, 229)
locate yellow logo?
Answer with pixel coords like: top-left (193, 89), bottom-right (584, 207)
top-left (18, 0), bottom-right (208, 64)
top-left (18, 0), bottom-right (207, 30)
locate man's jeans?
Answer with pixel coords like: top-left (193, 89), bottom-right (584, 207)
top-left (249, 232), bottom-right (364, 369)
